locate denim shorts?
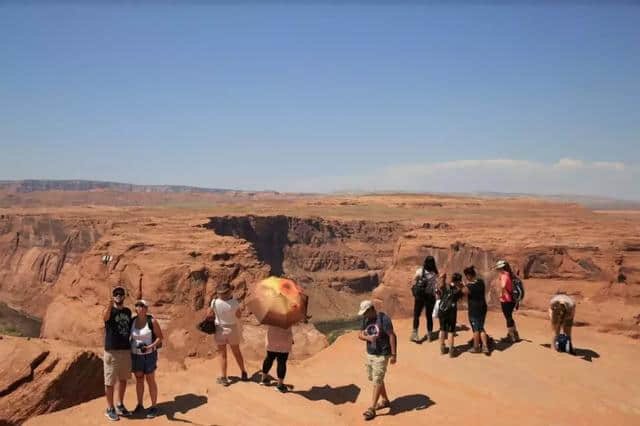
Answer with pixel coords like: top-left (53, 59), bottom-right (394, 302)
top-left (131, 350), bottom-right (158, 375)
top-left (469, 315), bottom-right (486, 332)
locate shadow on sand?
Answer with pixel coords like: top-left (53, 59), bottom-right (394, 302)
top-left (376, 394), bottom-right (436, 418)
top-left (292, 384), bottom-right (361, 405)
top-left (540, 344), bottom-right (600, 362)
top-left (145, 393), bottom-right (208, 424)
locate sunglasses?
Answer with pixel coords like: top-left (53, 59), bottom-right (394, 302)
top-left (113, 292), bottom-right (125, 297)
top-left (135, 303), bottom-right (147, 308)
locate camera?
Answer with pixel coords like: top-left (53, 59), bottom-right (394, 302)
top-left (136, 342), bottom-right (147, 353)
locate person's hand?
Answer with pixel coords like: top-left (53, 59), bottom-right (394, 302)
top-left (144, 344), bottom-right (155, 352)
top-left (390, 354), bottom-right (397, 364)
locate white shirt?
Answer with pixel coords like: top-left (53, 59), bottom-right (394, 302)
top-left (131, 317), bottom-right (153, 355)
top-left (211, 298), bottom-right (239, 326)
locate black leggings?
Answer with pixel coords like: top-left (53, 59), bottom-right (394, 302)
top-left (501, 302), bottom-right (516, 328)
top-left (262, 351), bottom-right (289, 380)
top-left (413, 294), bottom-right (436, 332)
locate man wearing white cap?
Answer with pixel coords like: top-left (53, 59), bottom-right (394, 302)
top-left (358, 300), bottom-right (397, 421)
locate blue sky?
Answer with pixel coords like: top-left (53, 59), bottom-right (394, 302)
top-left (1, 3), bottom-right (639, 198)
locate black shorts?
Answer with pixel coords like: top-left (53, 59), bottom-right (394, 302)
top-left (438, 310), bottom-right (457, 333)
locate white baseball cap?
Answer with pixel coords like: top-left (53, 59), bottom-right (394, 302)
top-left (495, 260), bottom-right (507, 270)
top-left (358, 300), bottom-right (374, 316)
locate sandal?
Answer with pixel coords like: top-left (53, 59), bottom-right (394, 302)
top-left (363, 408), bottom-right (376, 421)
top-left (216, 377), bottom-right (231, 387)
top-left (375, 399), bottom-right (391, 410)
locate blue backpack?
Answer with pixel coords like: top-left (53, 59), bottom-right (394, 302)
top-left (554, 334), bottom-right (573, 353)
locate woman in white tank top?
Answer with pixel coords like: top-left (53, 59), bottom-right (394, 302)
top-left (205, 284), bottom-right (248, 386)
top-left (130, 299), bottom-right (163, 418)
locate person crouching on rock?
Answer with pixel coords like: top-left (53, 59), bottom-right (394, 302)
top-left (207, 283), bottom-right (248, 386)
top-left (103, 285), bottom-right (133, 421)
top-left (410, 255), bottom-right (439, 343)
top-left (260, 324), bottom-right (293, 393)
top-left (462, 266), bottom-right (490, 355)
top-left (358, 300), bottom-right (397, 421)
top-left (549, 292), bottom-right (576, 353)
top-left (130, 299), bottom-right (163, 418)
top-left (495, 260), bottom-right (521, 343)
top-left (437, 273), bottom-right (463, 357)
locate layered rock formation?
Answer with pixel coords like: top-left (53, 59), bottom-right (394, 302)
top-left (0, 336), bottom-right (103, 426)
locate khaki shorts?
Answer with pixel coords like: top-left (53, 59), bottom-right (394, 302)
top-left (104, 350), bottom-right (132, 386)
top-left (366, 354), bottom-right (390, 385)
top-left (215, 324), bottom-right (242, 346)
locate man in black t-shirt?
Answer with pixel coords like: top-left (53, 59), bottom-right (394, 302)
top-left (358, 300), bottom-right (397, 421)
top-left (103, 285), bottom-right (132, 421)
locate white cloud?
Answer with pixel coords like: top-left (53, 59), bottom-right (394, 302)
top-left (553, 158), bottom-right (585, 169)
top-left (592, 161), bottom-right (625, 171)
top-left (279, 158), bottom-right (638, 200)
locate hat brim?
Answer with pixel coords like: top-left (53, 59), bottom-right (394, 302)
top-left (358, 306), bottom-right (373, 316)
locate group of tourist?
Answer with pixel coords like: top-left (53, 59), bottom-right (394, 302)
top-left (101, 255), bottom-right (577, 422)
top-left (410, 256), bottom-right (524, 357)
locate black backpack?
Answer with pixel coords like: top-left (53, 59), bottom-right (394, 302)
top-left (512, 277), bottom-right (525, 305)
top-left (412, 269), bottom-right (435, 298)
top-left (438, 286), bottom-right (459, 314)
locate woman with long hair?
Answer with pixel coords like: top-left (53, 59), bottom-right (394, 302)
top-left (410, 255), bottom-right (439, 342)
top-left (495, 260), bottom-right (520, 343)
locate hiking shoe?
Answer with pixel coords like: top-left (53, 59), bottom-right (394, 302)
top-left (440, 345), bottom-right (447, 355)
top-left (133, 404), bottom-right (144, 416)
top-left (276, 383), bottom-right (288, 393)
top-left (115, 404), bottom-right (130, 417)
top-left (241, 371), bottom-right (249, 381)
top-left (105, 408), bottom-right (119, 421)
top-left (216, 377), bottom-right (231, 386)
top-left (410, 329), bottom-right (419, 342)
top-left (146, 406), bottom-right (159, 419)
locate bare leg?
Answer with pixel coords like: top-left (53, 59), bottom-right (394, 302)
top-left (473, 331), bottom-right (481, 349)
top-left (480, 331), bottom-right (489, 349)
top-left (145, 372), bottom-right (158, 406)
top-left (379, 382), bottom-right (389, 404)
top-left (105, 385), bottom-right (115, 409)
top-left (229, 344), bottom-right (247, 375)
top-left (371, 383), bottom-right (383, 411)
top-left (117, 379), bottom-right (127, 405)
top-left (218, 344), bottom-right (228, 378)
top-left (135, 373), bottom-right (145, 406)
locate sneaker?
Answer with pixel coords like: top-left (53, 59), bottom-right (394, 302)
top-left (469, 346), bottom-right (482, 354)
top-left (276, 383), bottom-right (288, 393)
top-left (483, 346), bottom-right (491, 356)
top-left (241, 371), bottom-right (249, 381)
top-left (260, 376), bottom-right (270, 386)
top-left (105, 408), bottom-right (119, 421)
top-left (115, 404), bottom-right (130, 417)
top-left (449, 347), bottom-right (456, 358)
top-left (133, 404), bottom-right (145, 416)
top-left (410, 329), bottom-right (419, 342)
top-left (146, 406), bottom-right (159, 419)
top-left (440, 345), bottom-right (447, 355)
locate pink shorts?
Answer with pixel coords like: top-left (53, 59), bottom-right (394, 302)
top-left (214, 324), bottom-right (242, 346)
